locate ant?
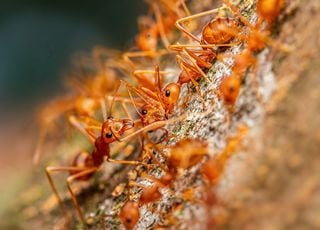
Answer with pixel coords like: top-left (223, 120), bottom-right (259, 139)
top-left (45, 91), bottom-right (193, 225)
top-left (45, 115), bottom-right (155, 225)
top-left (123, 0), bottom-right (190, 69)
top-left (168, 7), bottom-right (241, 104)
top-left (118, 138), bottom-right (208, 229)
top-left (44, 83), bottom-right (159, 225)
top-left (33, 49), bottom-right (131, 164)
top-left (124, 66), bottom-right (181, 127)
top-left (200, 125), bottom-right (248, 228)
top-left (216, 0), bottom-right (289, 107)
top-left (202, 124), bottom-right (248, 185)
top-left (119, 200), bottom-right (140, 230)
top-left (136, 139), bottom-right (207, 203)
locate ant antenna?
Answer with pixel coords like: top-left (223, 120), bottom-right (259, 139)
top-left (108, 80), bottom-right (122, 119)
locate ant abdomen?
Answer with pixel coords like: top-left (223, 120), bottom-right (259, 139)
top-left (70, 151), bottom-right (95, 180)
top-left (201, 17), bottom-right (239, 45)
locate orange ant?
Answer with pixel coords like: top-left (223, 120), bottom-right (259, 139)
top-left (45, 115), bottom-right (154, 225)
top-left (119, 200), bottom-right (140, 230)
top-left (124, 66), bottom-right (181, 127)
top-left (45, 95), bottom-right (193, 225)
top-left (215, 0), bottom-right (289, 108)
top-left (118, 138), bottom-right (208, 229)
top-left (134, 139), bottom-right (208, 202)
top-left (123, 0), bottom-right (190, 69)
top-left (168, 7), bottom-right (242, 104)
top-left (33, 49), bottom-right (131, 164)
top-left (202, 124), bottom-right (248, 185)
top-left (200, 125), bottom-right (248, 228)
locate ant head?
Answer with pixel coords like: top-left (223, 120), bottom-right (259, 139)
top-left (101, 118), bottom-right (134, 143)
top-left (136, 25), bottom-right (158, 52)
top-left (139, 104), bottom-right (165, 126)
top-left (119, 201), bottom-right (140, 229)
top-left (161, 83), bottom-right (181, 114)
top-left (219, 75), bottom-right (241, 106)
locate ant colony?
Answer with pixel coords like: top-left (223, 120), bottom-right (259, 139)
top-left (34, 0), bottom-right (288, 229)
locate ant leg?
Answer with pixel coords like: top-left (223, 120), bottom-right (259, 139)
top-left (217, 124), bottom-right (248, 164)
top-left (134, 69), bottom-right (178, 88)
top-left (181, 49), bottom-right (213, 84)
top-left (222, 0), bottom-right (255, 30)
top-left (176, 56), bottom-right (206, 107)
top-left (33, 126), bottom-right (49, 165)
top-left (144, 127), bottom-right (169, 146)
top-left (68, 115), bottom-right (97, 144)
top-left (142, 144), bottom-right (168, 170)
top-left (169, 42), bottom-right (241, 52)
top-left (45, 166), bottom-right (94, 220)
top-left (175, 6), bottom-right (227, 42)
top-left (100, 98), bottom-right (107, 121)
top-left (179, 0), bottom-right (191, 16)
top-left (107, 158), bottom-right (155, 168)
top-left (119, 112), bottom-right (188, 143)
top-left (159, 0), bottom-right (190, 17)
top-left (184, 48), bottom-right (215, 69)
top-left (66, 168), bottom-right (98, 224)
top-left (122, 49), bottom-right (170, 69)
top-left (123, 80), bottom-right (164, 118)
top-left (249, 60), bottom-right (264, 103)
top-left (152, 1), bottom-right (170, 49)
top-left (265, 35), bottom-right (295, 53)
top-left (120, 105), bottom-right (215, 143)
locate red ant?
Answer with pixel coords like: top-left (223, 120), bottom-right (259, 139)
top-left (45, 115), bottom-right (153, 225)
top-left (202, 124), bottom-right (248, 185)
top-left (200, 124), bottom-right (248, 228)
top-left (168, 7), bottom-right (241, 103)
top-left (119, 200), bottom-right (140, 230)
top-left (216, 0), bottom-right (290, 108)
top-left (118, 138), bottom-right (208, 229)
top-left (124, 66), bottom-right (181, 127)
top-left (45, 93), bottom-right (192, 225)
top-left (33, 48), bottom-right (132, 164)
top-left (123, 0), bottom-right (190, 69)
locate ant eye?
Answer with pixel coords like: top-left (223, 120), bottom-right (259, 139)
top-left (142, 109), bottom-right (148, 115)
top-left (107, 116), bottom-right (113, 119)
top-left (165, 89), bottom-right (170, 97)
top-left (105, 132), bottom-right (113, 138)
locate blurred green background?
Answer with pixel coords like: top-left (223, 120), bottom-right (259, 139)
top-left (0, 0), bottom-right (145, 111)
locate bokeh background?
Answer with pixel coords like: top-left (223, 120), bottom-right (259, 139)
top-left (0, 0), bottom-right (146, 216)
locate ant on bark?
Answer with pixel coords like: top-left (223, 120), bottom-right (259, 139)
top-left (118, 138), bottom-right (208, 229)
top-left (168, 6), bottom-right (241, 104)
top-left (217, 0), bottom-right (289, 108)
top-left (123, 66), bottom-right (180, 128)
top-left (123, 0), bottom-right (190, 70)
top-left (45, 89), bottom-right (190, 225)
